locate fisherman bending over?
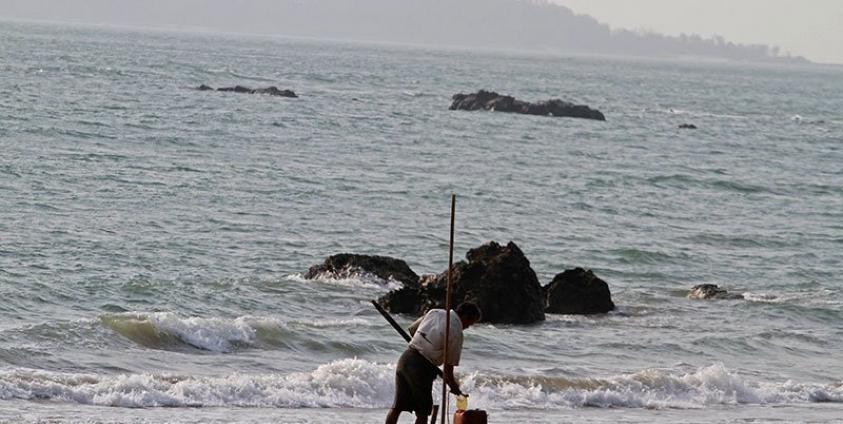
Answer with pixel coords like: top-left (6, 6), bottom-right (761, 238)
top-left (385, 302), bottom-right (482, 424)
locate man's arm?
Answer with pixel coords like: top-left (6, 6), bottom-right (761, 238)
top-left (443, 364), bottom-right (462, 396)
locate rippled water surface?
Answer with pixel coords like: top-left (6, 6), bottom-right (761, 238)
top-left (1, 21), bottom-right (843, 423)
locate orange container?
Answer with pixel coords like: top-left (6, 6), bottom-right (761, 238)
top-left (453, 409), bottom-right (488, 424)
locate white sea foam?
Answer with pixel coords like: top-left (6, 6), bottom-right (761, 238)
top-left (1, 361), bottom-right (840, 410)
top-left (742, 289), bottom-right (841, 306)
top-left (742, 292), bottom-right (784, 303)
top-left (0, 359), bottom-right (394, 408)
top-left (287, 271), bottom-right (404, 290)
top-left (402, 90), bottom-right (427, 97)
top-left (291, 318), bottom-right (373, 329)
top-left (466, 364), bottom-right (843, 410)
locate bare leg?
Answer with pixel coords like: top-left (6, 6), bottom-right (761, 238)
top-left (385, 409), bottom-right (401, 424)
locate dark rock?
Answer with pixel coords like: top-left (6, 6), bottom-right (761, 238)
top-left (378, 241), bottom-right (546, 324)
top-left (450, 90), bottom-right (605, 121)
top-left (205, 85), bottom-right (298, 97)
top-left (544, 268), bottom-right (615, 315)
top-left (218, 85), bottom-right (253, 94)
top-left (679, 123), bottom-right (698, 129)
top-left (253, 86), bottom-right (298, 98)
top-left (304, 253), bottom-right (419, 287)
top-left (378, 286), bottom-right (422, 314)
top-left (688, 284), bottom-right (743, 300)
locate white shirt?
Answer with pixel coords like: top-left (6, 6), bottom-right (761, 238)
top-left (409, 309), bottom-right (464, 366)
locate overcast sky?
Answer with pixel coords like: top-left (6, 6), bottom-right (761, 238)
top-left (551, 0), bottom-right (843, 64)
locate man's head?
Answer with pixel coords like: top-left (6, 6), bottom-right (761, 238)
top-left (456, 302), bottom-right (482, 329)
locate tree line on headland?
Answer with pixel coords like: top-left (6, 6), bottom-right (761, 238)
top-left (7, 0), bottom-right (807, 64)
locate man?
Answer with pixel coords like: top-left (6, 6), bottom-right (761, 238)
top-left (385, 302), bottom-right (482, 424)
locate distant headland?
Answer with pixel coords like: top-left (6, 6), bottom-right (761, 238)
top-left (2, 0), bottom-right (809, 64)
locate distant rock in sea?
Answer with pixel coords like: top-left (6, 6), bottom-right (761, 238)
top-left (687, 284), bottom-right (744, 300)
top-left (544, 268), bottom-right (615, 315)
top-left (196, 85), bottom-right (298, 98)
top-left (450, 90), bottom-right (605, 121)
top-left (679, 123), bottom-right (698, 129)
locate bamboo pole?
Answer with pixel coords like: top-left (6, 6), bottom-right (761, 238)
top-left (440, 194), bottom-right (456, 424)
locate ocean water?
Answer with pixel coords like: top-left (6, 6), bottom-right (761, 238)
top-left (1, 20), bottom-right (843, 423)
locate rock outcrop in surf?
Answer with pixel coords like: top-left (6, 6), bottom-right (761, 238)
top-left (544, 268), bottom-right (615, 314)
top-left (378, 241), bottom-right (546, 324)
top-left (449, 90), bottom-right (606, 121)
top-left (196, 84), bottom-right (298, 98)
top-left (687, 284), bottom-right (744, 300)
top-left (304, 253), bottom-right (419, 287)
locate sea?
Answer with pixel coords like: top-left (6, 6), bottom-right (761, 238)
top-left (1, 20), bottom-right (842, 424)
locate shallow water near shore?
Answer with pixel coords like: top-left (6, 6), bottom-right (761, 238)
top-left (1, 20), bottom-right (843, 423)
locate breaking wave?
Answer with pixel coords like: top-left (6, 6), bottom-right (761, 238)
top-left (99, 313), bottom-right (375, 353)
top-left (99, 313), bottom-right (283, 352)
top-left (1, 361), bottom-right (840, 409)
top-left (287, 270), bottom-right (404, 290)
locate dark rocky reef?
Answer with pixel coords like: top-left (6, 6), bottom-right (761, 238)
top-left (196, 85), bottom-right (298, 98)
top-left (679, 123), bottom-right (698, 129)
top-left (544, 268), bottom-right (615, 314)
top-left (304, 254), bottom-right (419, 287)
top-left (379, 241), bottom-right (546, 324)
top-left (687, 284), bottom-right (744, 300)
top-left (450, 90), bottom-right (605, 121)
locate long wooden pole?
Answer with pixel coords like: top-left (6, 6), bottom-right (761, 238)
top-left (441, 194), bottom-right (456, 424)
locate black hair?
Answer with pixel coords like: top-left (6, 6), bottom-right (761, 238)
top-left (456, 302), bottom-right (482, 322)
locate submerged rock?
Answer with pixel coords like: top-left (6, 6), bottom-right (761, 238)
top-left (217, 85), bottom-right (254, 94)
top-left (197, 85), bottom-right (298, 98)
top-left (450, 90), bottom-right (605, 121)
top-left (252, 86), bottom-right (298, 97)
top-left (687, 284), bottom-right (744, 300)
top-left (544, 268), bottom-right (615, 315)
top-left (304, 254), bottom-right (419, 287)
top-left (378, 241), bottom-right (546, 324)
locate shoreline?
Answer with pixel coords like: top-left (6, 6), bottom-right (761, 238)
top-left (3, 401), bottom-right (843, 424)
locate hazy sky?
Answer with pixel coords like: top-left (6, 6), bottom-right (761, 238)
top-left (552, 0), bottom-right (843, 64)
top-left (2, 0), bottom-right (840, 64)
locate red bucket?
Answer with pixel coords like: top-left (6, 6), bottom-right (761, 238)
top-left (454, 409), bottom-right (488, 424)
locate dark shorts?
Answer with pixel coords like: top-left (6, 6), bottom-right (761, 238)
top-left (392, 347), bottom-right (438, 415)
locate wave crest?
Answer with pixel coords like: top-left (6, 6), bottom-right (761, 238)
top-left (99, 313), bottom-right (283, 352)
top-left (1, 362), bottom-right (841, 409)
top-left (99, 313), bottom-right (376, 353)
